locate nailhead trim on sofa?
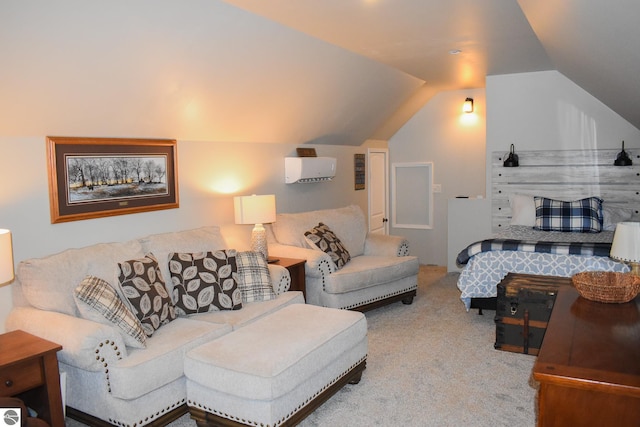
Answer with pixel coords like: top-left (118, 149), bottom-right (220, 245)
top-left (94, 339), bottom-right (123, 393)
top-left (339, 286), bottom-right (417, 310)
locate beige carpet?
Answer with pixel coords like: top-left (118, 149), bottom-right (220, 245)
top-left (67, 266), bottom-right (538, 426)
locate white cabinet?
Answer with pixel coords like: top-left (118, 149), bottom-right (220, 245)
top-left (447, 198), bottom-right (492, 272)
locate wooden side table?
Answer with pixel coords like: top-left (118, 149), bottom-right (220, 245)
top-left (272, 257), bottom-right (306, 299)
top-left (0, 330), bottom-right (64, 427)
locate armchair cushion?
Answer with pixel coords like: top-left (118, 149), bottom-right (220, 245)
top-left (117, 253), bottom-right (176, 337)
top-left (304, 223), bottom-right (351, 270)
top-left (323, 255), bottom-right (419, 294)
top-left (74, 275), bottom-right (147, 348)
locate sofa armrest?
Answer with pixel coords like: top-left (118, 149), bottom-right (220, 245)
top-left (6, 306), bottom-right (128, 371)
top-left (364, 234), bottom-right (411, 257)
top-left (267, 263), bottom-right (291, 295)
top-left (269, 243), bottom-right (335, 278)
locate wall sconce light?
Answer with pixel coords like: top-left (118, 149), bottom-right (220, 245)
top-left (503, 144), bottom-right (519, 167)
top-left (463, 98), bottom-right (474, 113)
top-left (614, 140), bottom-right (633, 166)
top-left (610, 222), bottom-right (640, 275)
top-left (0, 229), bottom-right (15, 286)
top-left (234, 194), bottom-right (276, 261)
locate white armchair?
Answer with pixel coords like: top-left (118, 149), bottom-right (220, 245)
top-left (267, 205), bottom-right (419, 311)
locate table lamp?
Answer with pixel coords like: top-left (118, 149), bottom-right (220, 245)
top-left (610, 222), bottom-right (640, 276)
top-left (0, 229), bottom-right (15, 285)
top-left (234, 194), bottom-right (276, 261)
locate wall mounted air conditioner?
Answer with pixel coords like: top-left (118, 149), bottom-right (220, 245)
top-left (285, 157), bottom-right (337, 183)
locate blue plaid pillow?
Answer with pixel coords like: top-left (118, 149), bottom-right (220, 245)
top-left (534, 196), bottom-right (603, 233)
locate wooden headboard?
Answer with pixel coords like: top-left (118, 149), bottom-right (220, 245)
top-left (491, 148), bottom-right (640, 232)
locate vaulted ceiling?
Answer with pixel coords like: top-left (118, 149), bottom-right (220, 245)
top-left (225, 0), bottom-right (640, 135)
top-left (2, 1), bottom-right (638, 145)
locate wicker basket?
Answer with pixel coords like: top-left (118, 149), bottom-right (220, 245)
top-left (572, 271), bottom-right (640, 303)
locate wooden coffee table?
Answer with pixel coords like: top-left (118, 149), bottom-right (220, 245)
top-left (533, 285), bottom-right (640, 426)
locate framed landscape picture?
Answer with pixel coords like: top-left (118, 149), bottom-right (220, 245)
top-left (46, 136), bottom-right (179, 223)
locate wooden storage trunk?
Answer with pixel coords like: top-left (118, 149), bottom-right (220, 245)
top-left (494, 273), bottom-right (570, 355)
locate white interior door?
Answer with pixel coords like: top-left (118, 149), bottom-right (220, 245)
top-left (368, 148), bottom-right (389, 234)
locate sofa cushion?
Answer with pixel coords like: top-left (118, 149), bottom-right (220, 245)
top-left (169, 250), bottom-right (243, 315)
top-left (108, 317), bottom-right (232, 400)
top-left (272, 205), bottom-right (367, 256)
top-left (236, 251), bottom-right (276, 303)
top-left (18, 239), bottom-right (144, 316)
top-left (190, 291), bottom-right (304, 330)
top-left (324, 255), bottom-right (420, 294)
top-left (117, 253), bottom-right (176, 337)
top-left (304, 223), bottom-right (351, 270)
top-left (138, 226), bottom-right (228, 296)
top-left (74, 275), bottom-right (147, 348)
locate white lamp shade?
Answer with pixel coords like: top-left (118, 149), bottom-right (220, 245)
top-left (234, 194), bottom-right (276, 225)
top-left (0, 229), bottom-right (15, 284)
top-left (610, 222), bottom-right (640, 263)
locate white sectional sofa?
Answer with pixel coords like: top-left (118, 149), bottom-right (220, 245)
top-left (267, 205), bottom-right (420, 311)
top-left (6, 226), bottom-right (367, 427)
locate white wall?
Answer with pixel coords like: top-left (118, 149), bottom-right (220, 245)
top-left (486, 70), bottom-right (640, 157)
top-left (0, 138), bottom-right (376, 332)
top-left (388, 89), bottom-right (487, 266)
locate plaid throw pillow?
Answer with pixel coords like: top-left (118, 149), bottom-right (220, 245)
top-left (236, 251), bottom-right (276, 303)
top-left (534, 196), bottom-right (603, 233)
top-left (304, 222), bottom-right (351, 269)
top-left (74, 275), bottom-right (147, 348)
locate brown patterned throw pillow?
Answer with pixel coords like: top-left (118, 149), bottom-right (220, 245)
top-left (117, 253), bottom-right (176, 337)
top-left (304, 223), bottom-right (351, 270)
top-left (169, 249), bottom-right (243, 315)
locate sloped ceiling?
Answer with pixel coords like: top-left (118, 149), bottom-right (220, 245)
top-left (0, 1), bottom-right (422, 145)
top-left (1, 1), bottom-right (638, 145)
top-left (225, 0), bottom-right (640, 134)
top-left (518, 0), bottom-right (640, 132)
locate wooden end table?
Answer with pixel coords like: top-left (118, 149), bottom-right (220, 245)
top-left (0, 330), bottom-right (64, 427)
top-left (271, 257), bottom-right (306, 299)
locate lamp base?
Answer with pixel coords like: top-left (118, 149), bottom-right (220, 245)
top-left (251, 224), bottom-right (268, 261)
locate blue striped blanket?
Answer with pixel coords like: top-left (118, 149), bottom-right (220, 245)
top-left (456, 239), bottom-right (612, 266)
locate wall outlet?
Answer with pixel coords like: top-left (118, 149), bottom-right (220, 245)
top-left (433, 184), bottom-right (442, 193)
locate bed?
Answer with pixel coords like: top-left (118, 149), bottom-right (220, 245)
top-left (456, 148), bottom-right (640, 311)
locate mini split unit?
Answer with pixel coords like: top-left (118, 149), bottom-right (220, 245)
top-left (285, 157), bottom-right (337, 184)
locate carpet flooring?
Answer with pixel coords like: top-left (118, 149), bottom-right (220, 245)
top-left (67, 266), bottom-right (538, 426)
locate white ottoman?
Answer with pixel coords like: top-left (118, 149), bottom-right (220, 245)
top-left (185, 304), bottom-right (368, 427)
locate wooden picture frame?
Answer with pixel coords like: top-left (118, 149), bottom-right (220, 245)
top-left (46, 136), bottom-right (179, 223)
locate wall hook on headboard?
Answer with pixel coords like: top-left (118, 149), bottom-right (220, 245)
top-left (503, 144), bottom-right (519, 167)
top-left (614, 140), bottom-right (633, 166)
